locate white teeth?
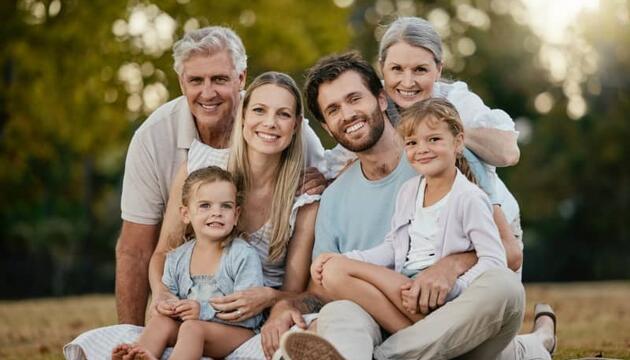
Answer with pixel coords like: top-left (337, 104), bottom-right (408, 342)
top-left (200, 103), bottom-right (219, 110)
top-left (398, 90), bottom-right (419, 97)
top-left (345, 122), bottom-right (365, 134)
top-left (257, 132), bottom-right (279, 140)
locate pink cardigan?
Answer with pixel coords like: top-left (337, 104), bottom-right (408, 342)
top-left (344, 170), bottom-right (507, 294)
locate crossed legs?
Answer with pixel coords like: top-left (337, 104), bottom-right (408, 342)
top-left (320, 256), bottom-right (423, 333)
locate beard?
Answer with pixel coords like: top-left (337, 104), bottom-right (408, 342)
top-left (333, 106), bottom-right (386, 153)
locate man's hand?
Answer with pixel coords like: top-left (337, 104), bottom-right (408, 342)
top-left (298, 167), bottom-right (327, 195)
top-left (173, 299), bottom-right (200, 321)
top-left (401, 261), bottom-right (459, 315)
top-left (261, 300), bottom-right (307, 360)
top-left (310, 253), bottom-right (340, 285)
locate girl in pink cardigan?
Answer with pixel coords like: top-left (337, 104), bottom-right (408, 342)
top-left (311, 98), bottom-right (507, 333)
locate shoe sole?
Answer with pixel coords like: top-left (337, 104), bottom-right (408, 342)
top-left (281, 331), bottom-right (344, 360)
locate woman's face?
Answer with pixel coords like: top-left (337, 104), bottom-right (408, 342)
top-left (243, 84), bottom-right (298, 156)
top-left (381, 41), bottom-right (442, 109)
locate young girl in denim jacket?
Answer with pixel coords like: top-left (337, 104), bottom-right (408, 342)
top-left (113, 166), bottom-right (263, 360)
top-left (311, 98), bottom-right (507, 334)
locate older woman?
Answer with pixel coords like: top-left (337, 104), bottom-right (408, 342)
top-left (321, 16), bottom-right (555, 360)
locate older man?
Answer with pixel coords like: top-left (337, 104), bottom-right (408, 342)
top-left (115, 26), bottom-right (325, 326)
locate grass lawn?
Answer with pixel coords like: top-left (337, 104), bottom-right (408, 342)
top-left (0, 281), bottom-right (628, 360)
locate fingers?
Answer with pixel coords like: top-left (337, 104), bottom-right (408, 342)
top-left (428, 287), bottom-right (440, 311)
top-left (291, 310), bottom-right (307, 329)
top-left (211, 292), bottom-right (240, 304)
top-left (437, 287), bottom-right (449, 307)
top-left (418, 285), bottom-right (431, 315)
top-left (406, 282), bottom-right (421, 314)
top-left (215, 308), bottom-right (247, 321)
top-left (299, 167), bottom-right (327, 195)
top-left (262, 326), bottom-right (280, 360)
top-left (210, 300), bottom-right (239, 313)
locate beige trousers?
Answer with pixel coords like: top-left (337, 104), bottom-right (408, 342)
top-left (318, 269), bottom-right (546, 360)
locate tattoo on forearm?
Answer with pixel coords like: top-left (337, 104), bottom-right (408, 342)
top-left (293, 294), bottom-right (323, 314)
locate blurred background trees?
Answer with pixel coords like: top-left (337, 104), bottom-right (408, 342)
top-left (0, 0), bottom-right (628, 298)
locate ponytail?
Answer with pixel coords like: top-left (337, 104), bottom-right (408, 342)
top-left (455, 152), bottom-right (477, 185)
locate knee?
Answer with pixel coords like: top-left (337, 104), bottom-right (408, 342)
top-left (320, 300), bottom-right (369, 323)
top-left (474, 269), bottom-right (525, 317)
top-left (320, 257), bottom-right (349, 291)
top-left (149, 313), bottom-right (178, 329)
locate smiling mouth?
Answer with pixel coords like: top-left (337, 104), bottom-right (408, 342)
top-left (396, 89), bottom-right (421, 98)
top-left (199, 102), bottom-right (221, 111)
top-left (256, 131), bottom-right (280, 141)
top-left (206, 221), bottom-right (225, 228)
top-left (417, 156), bottom-right (436, 164)
top-left (345, 121), bottom-right (365, 134)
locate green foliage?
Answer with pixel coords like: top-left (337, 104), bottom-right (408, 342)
top-left (0, 0), bottom-right (628, 297)
top-left (0, 0), bottom-right (350, 297)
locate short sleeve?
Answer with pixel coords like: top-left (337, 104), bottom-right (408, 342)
top-left (463, 148), bottom-right (498, 204)
top-left (313, 196), bottom-right (340, 259)
top-left (288, 193), bottom-right (321, 238)
top-left (121, 133), bottom-right (163, 224)
top-left (438, 81), bottom-right (516, 132)
top-left (161, 251), bottom-right (179, 296)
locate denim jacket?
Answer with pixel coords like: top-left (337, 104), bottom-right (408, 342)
top-left (162, 238), bottom-right (264, 329)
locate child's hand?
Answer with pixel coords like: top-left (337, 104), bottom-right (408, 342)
top-left (310, 252), bottom-right (340, 285)
top-left (400, 281), bottom-right (418, 314)
top-left (173, 299), bottom-right (200, 321)
top-left (156, 298), bottom-right (178, 317)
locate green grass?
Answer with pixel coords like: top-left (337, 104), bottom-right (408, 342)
top-left (1, 282), bottom-right (628, 359)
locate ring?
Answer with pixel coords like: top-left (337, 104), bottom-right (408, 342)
top-left (237, 309), bottom-right (242, 317)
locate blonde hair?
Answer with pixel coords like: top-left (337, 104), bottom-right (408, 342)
top-left (398, 98), bottom-right (476, 183)
top-left (228, 72), bottom-right (305, 263)
top-left (172, 166), bottom-right (244, 250)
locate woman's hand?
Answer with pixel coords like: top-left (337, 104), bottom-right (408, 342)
top-left (173, 299), bottom-right (200, 321)
top-left (310, 253), bottom-right (340, 285)
top-left (211, 286), bottom-right (275, 322)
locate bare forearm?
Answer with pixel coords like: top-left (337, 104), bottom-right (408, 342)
top-left (115, 222), bottom-right (159, 325)
top-left (273, 290), bottom-right (326, 315)
top-left (493, 205), bottom-right (523, 271)
top-left (466, 128), bottom-right (520, 167)
top-left (148, 251), bottom-right (169, 295)
top-left (439, 251), bottom-right (478, 276)
top-left (115, 250), bottom-right (152, 325)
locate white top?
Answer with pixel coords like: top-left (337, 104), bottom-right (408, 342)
top-left (403, 178), bottom-right (449, 272)
top-left (121, 95), bottom-right (326, 225)
top-left (187, 139), bottom-right (320, 288)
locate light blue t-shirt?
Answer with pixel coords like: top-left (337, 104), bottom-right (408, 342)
top-left (313, 153), bottom-right (417, 258)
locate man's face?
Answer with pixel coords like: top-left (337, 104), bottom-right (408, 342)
top-left (179, 51), bottom-right (245, 130)
top-left (317, 71), bottom-right (387, 152)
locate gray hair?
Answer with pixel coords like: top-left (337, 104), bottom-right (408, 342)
top-left (379, 17), bottom-right (443, 66)
top-left (172, 26), bottom-right (247, 76)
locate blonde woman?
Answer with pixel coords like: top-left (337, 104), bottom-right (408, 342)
top-left (148, 72), bottom-right (319, 353)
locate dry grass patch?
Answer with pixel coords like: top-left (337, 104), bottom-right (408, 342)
top-left (0, 282), bottom-right (628, 360)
